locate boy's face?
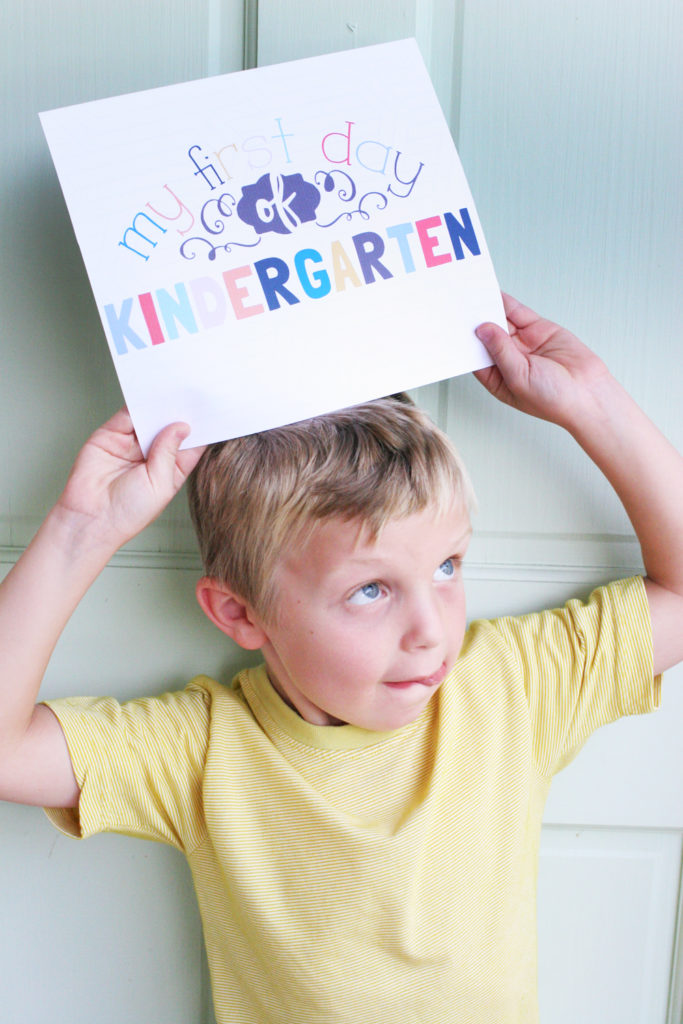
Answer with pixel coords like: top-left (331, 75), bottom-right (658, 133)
top-left (259, 502), bottom-right (471, 731)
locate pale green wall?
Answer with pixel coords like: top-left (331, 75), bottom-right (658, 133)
top-left (1, 2), bottom-right (681, 1021)
top-left (450, 0), bottom-right (683, 576)
top-left (1, 4), bottom-right (246, 1021)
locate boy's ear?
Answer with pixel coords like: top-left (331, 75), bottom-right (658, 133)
top-left (195, 577), bottom-right (268, 650)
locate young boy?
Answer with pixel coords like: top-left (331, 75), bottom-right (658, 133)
top-left (0, 294), bottom-right (681, 1022)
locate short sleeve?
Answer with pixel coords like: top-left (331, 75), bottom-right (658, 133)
top-left (43, 680), bottom-right (212, 853)
top-left (491, 576), bottom-right (661, 775)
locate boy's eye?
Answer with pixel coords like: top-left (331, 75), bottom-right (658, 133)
top-left (348, 581), bottom-right (383, 605)
top-left (434, 558), bottom-right (456, 581)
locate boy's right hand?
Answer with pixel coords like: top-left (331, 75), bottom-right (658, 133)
top-left (56, 408), bottom-right (206, 554)
top-left (0, 410), bottom-right (205, 809)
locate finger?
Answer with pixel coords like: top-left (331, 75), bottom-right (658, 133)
top-left (98, 407), bottom-right (135, 435)
top-left (147, 423), bottom-right (206, 492)
top-left (501, 293), bottom-right (541, 330)
top-left (87, 407), bottom-right (141, 462)
top-left (473, 364), bottom-right (506, 398)
top-left (145, 422), bottom-right (192, 490)
top-left (475, 321), bottom-right (513, 361)
top-left (176, 442), bottom-right (207, 480)
top-left (476, 322), bottom-right (530, 391)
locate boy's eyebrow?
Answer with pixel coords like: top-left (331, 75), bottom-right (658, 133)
top-left (344, 524), bottom-right (473, 568)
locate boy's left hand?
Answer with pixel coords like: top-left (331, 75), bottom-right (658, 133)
top-left (474, 294), bottom-right (610, 429)
top-left (474, 292), bottom-right (683, 678)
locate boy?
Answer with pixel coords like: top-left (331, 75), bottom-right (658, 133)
top-left (0, 294), bottom-right (681, 1022)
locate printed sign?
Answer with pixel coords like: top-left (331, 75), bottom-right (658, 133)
top-left (40, 39), bottom-right (504, 451)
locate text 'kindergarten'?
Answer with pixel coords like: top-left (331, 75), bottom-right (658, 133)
top-left (105, 207), bottom-right (481, 355)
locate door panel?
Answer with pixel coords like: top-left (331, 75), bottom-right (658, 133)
top-left (1, 2), bottom-right (681, 1022)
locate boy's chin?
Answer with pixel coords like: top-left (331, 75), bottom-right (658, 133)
top-left (353, 691), bottom-right (438, 733)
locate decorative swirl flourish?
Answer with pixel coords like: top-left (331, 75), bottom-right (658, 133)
top-left (200, 192), bottom-right (237, 235)
top-left (316, 189), bottom-right (389, 229)
top-left (179, 235), bottom-right (261, 262)
top-left (179, 236), bottom-right (213, 261)
top-left (358, 191), bottom-right (389, 217)
top-left (313, 169), bottom-right (357, 203)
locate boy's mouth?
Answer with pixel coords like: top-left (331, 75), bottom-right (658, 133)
top-left (383, 662), bottom-right (447, 690)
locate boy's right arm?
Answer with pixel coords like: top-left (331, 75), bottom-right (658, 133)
top-left (0, 409), bottom-right (205, 808)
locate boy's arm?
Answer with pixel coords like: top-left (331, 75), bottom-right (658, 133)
top-left (0, 409), bottom-right (205, 808)
top-left (475, 294), bottom-right (683, 676)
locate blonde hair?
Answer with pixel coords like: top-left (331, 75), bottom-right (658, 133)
top-left (188, 395), bottom-right (474, 622)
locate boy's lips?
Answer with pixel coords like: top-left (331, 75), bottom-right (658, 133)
top-left (383, 662), bottom-right (447, 689)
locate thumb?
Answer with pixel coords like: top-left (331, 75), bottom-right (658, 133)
top-left (475, 322), bottom-right (529, 388)
top-left (476, 322), bottom-right (512, 361)
top-left (146, 422), bottom-right (193, 495)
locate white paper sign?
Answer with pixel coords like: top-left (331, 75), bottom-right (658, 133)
top-left (40, 39), bottom-right (504, 452)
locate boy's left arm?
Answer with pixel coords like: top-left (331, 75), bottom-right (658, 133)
top-left (475, 294), bottom-right (683, 677)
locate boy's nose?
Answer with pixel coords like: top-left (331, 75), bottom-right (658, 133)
top-left (400, 593), bottom-right (442, 651)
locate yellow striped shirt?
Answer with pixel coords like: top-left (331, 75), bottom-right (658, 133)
top-left (45, 576), bottom-right (659, 1023)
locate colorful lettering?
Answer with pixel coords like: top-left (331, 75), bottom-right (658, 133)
top-left (321, 121), bottom-right (354, 165)
top-left (387, 151), bottom-right (425, 199)
top-left (352, 231), bottom-right (392, 284)
top-left (254, 258), bottom-right (300, 311)
top-left (156, 284), bottom-right (198, 340)
top-left (187, 145), bottom-right (225, 191)
top-left (444, 208), bottom-right (481, 260)
top-left (190, 277), bottom-right (228, 329)
top-left (105, 299), bottom-right (147, 354)
top-left (386, 223), bottom-right (416, 273)
top-left (330, 241), bottom-right (362, 291)
top-left (138, 293), bottom-right (165, 346)
top-left (242, 135), bottom-right (272, 170)
top-left (416, 216), bottom-right (452, 268)
top-left (105, 207), bottom-right (484, 357)
top-left (214, 144), bottom-right (238, 181)
top-left (145, 185), bottom-right (195, 236)
top-left (355, 139), bottom-right (391, 175)
top-left (222, 266), bottom-right (264, 320)
top-left (271, 117), bottom-right (295, 163)
top-left (118, 213), bottom-right (167, 261)
top-left (294, 249), bottom-right (331, 299)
